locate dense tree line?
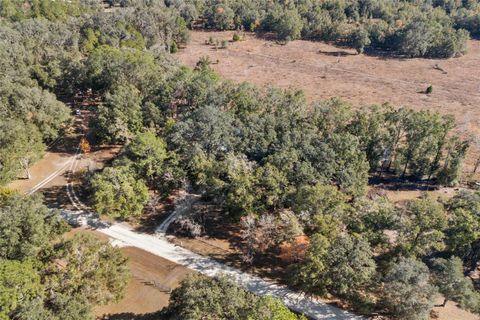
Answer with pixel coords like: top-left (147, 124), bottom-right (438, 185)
top-left (0, 190), bottom-right (129, 319)
top-left (163, 0), bottom-right (479, 57)
top-left (87, 57), bottom-right (469, 220)
top-left (1, 1), bottom-right (479, 319)
top-left (77, 15), bottom-right (476, 320)
top-left (2, 0), bottom-right (480, 58)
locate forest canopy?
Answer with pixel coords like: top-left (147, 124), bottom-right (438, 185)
top-left (177, 0), bottom-right (478, 57)
top-left (0, 192), bottom-right (129, 319)
top-left (0, 1), bottom-right (479, 319)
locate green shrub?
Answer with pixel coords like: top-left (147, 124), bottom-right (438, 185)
top-left (170, 41), bottom-right (178, 53)
top-left (232, 33), bottom-right (240, 42)
top-left (426, 85), bottom-right (433, 94)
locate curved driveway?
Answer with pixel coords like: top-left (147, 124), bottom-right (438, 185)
top-left (62, 207), bottom-right (362, 320)
top-left (21, 116), bottom-right (362, 319)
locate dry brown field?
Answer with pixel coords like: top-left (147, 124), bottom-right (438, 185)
top-left (178, 30), bottom-right (480, 173)
top-left (178, 31), bottom-right (480, 132)
top-left (96, 246), bottom-right (192, 318)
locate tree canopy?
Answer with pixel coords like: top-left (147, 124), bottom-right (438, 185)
top-left (161, 274), bottom-right (306, 320)
top-left (0, 193), bottom-right (129, 319)
top-left (381, 257), bottom-right (438, 320)
top-left (1, 0), bottom-right (479, 318)
top-left (91, 164), bottom-right (149, 219)
top-left (0, 194), bottom-right (67, 260)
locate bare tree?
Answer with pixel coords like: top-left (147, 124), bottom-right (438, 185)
top-left (20, 157), bottom-right (32, 180)
top-left (240, 214), bottom-right (278, 264)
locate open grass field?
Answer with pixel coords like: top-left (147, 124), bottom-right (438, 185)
top-left (178, 30), bottom-right (480, 173)
top-left (178, 31), bottom-right (480, 133)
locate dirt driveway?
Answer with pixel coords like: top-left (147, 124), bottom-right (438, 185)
top-left (96, 246), bottom-right (192, 317)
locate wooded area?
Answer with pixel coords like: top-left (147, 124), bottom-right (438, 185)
top-left (1, 0), bottom-right (480, 319)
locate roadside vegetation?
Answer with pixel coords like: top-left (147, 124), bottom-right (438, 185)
top-left (0, 190), bottom-right (130, 319)
top-left (1, 0), bottom-right (480, 319)
top-left (160, 274), bottom-right (306, 320)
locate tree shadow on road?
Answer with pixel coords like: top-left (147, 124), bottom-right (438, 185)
top-left (39, 184), bottom-right (73, 209)
top-left (48, 131), bottom-right (81, 155)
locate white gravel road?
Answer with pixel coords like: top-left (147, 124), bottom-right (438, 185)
top-left (61, 208), bottom-right (362, 320)
top-left (28, 136), bottom-right (362, 319)
top-left (102, 222), bottom-right (362, 320)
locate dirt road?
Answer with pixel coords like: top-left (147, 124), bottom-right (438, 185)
top-left (62, 209), bottom-right (362, 320)
top-left (59, 162), bottom-right (362, 319)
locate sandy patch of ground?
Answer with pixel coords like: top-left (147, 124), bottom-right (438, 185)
top-left (382, 187), bottom-right (466, 203)
top-left (7, 151), bottom-right (73, 193)
top-left (433, 297), bottom-right (479, 320)
top-left (170, 236), bottom-right (233, 262)
top-left (65, 228), bottom-right (191, 318)
top-left (96, 245), bottom-right (192, 317)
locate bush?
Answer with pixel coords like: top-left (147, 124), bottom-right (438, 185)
top-left (205, 4), bottom-right (235, 30)
top-left (195, 56), bottom-right (212, 70)
top-left (426, 85), bottom-right (433, 94)
top-left (171, 217), bottom-right (202, 238)
top-left (161, 274), bottom-right (305, 320)
top-left (221, 40), bottom-right (228, 48)
top-left (232, 32), bottom-right (241, 42)
top-left (397, 19), bottom-right (468, 58)
top-left (0, 187), bottom-right (17, 204)
top-left (382, 258), bottom-right (437, 319)
top-left (263, 5), bottom-right (303, 42)
top-left (170, 41), bottom-right (178, 53)
top-left (349, 27), bottom-right (371, 54)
